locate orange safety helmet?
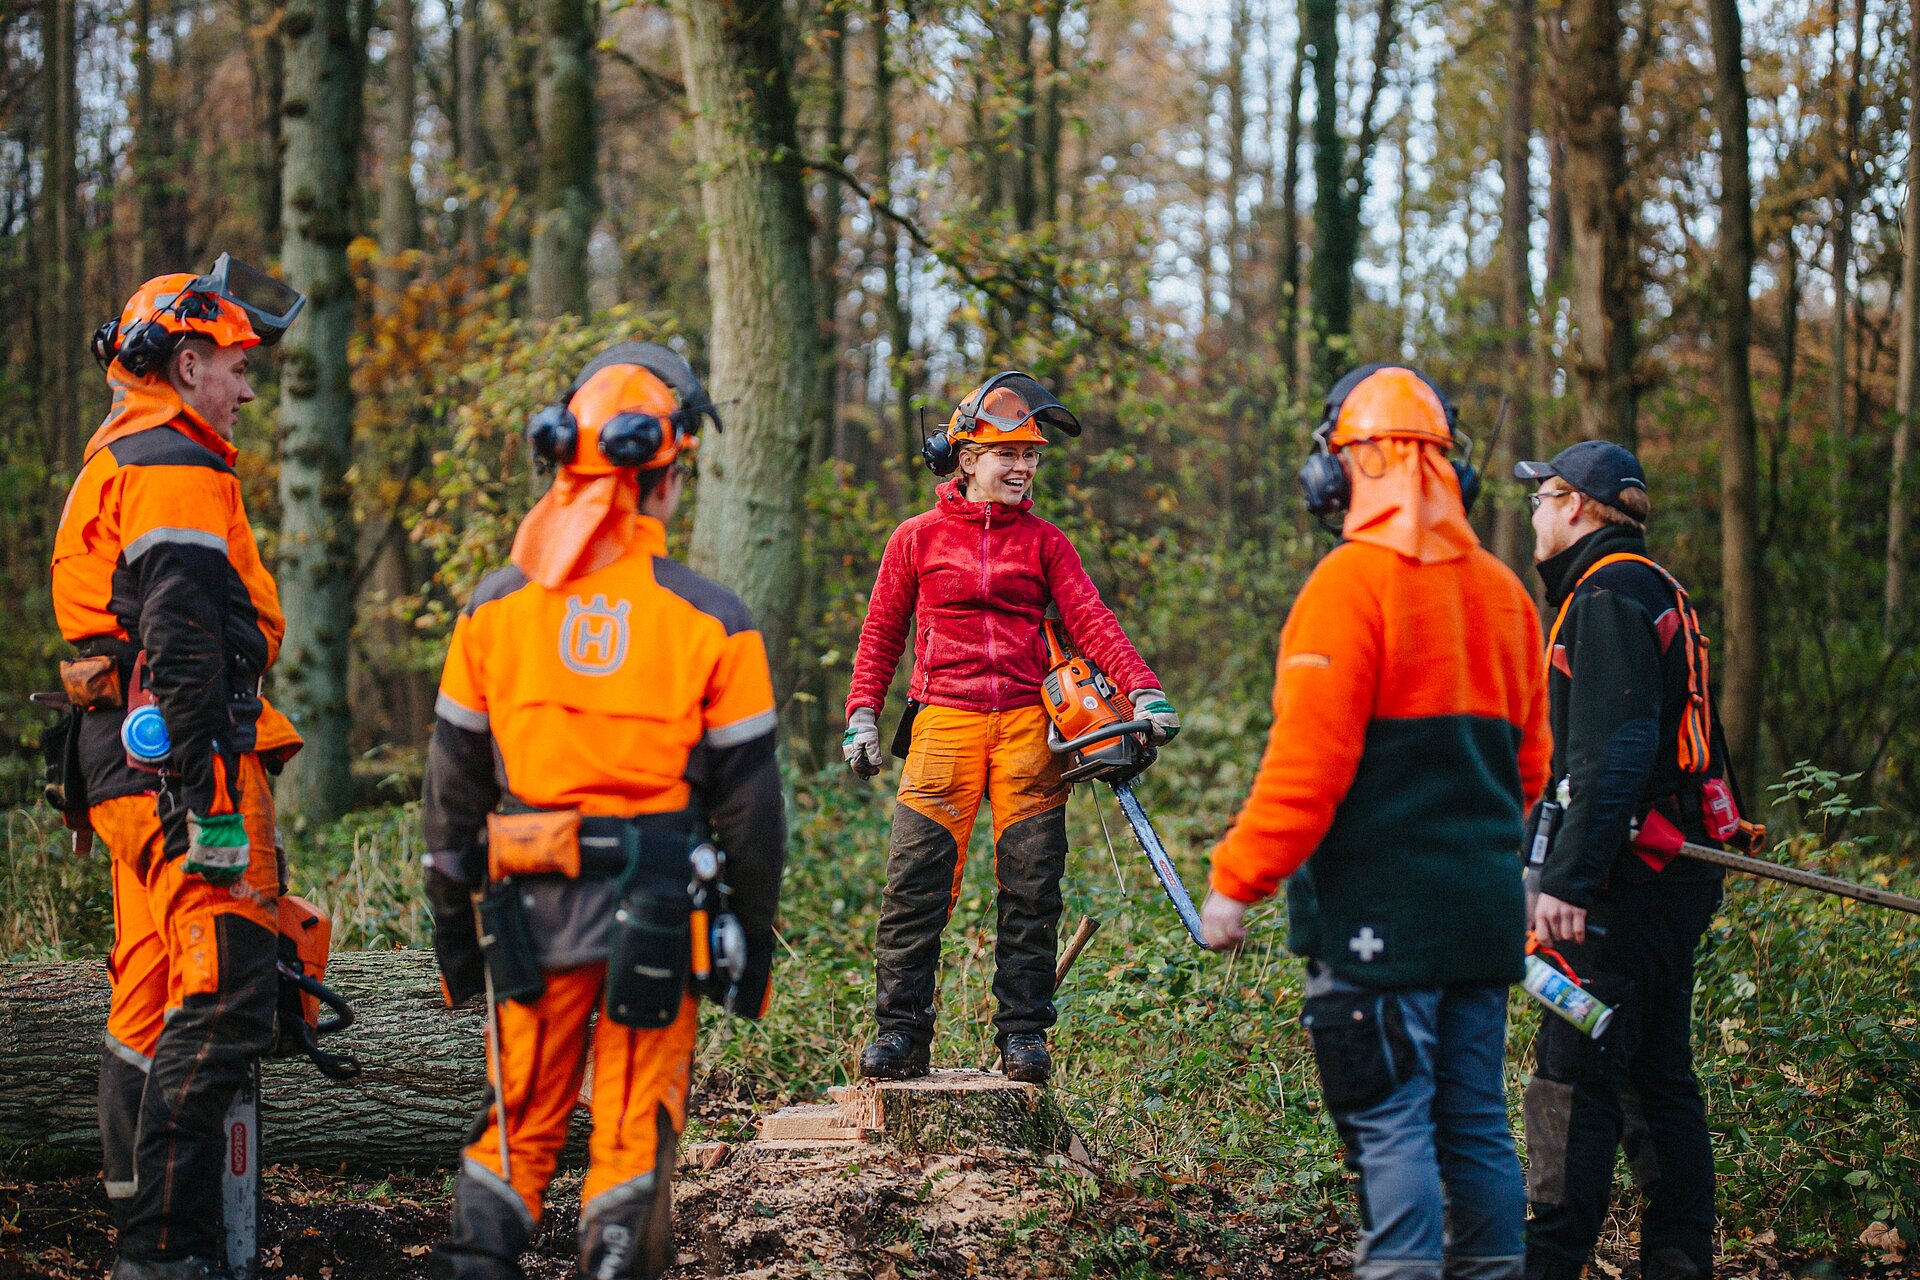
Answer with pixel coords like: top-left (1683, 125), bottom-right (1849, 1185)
top-left (91, 254), bottom-right (306, 379)
top-left (1299, 364), bottom-right (1482, 516)
top-left (922, 370), bottom-right (1081, 476)
top-left (525, 341), bottom-right (722, 475)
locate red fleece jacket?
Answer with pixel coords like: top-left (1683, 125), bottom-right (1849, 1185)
top-left (846, 481), bottom-right (1158, 716)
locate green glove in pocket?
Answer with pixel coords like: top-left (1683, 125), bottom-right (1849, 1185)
top-left (186, 811), bottom-right (251, 884)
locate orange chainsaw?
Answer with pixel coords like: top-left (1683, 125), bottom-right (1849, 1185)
top-left (1041, 619), bottom-right (1205, 946)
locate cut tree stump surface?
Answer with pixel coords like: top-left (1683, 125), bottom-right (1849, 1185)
top-left (755, 1069), bottom-right (1071, 1157)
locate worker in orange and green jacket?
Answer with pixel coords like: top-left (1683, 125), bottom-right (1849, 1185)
top-left (1203, 365), bottom-right (1552, 1280)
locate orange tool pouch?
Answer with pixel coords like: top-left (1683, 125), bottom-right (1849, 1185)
top-left (486, 809), bottom-right (583, 881)
top-left (60, 655), bottom-right (123, 710)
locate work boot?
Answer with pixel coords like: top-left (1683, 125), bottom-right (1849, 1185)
top-left (430, 1170), bottom-right (532, 1280)
top-left (109, 1258), bottom-right (235, 1280)
top-left (859, 1032), bottom-right (930, 1081)
top-left (1002, 1033), bottom-right (1052, 1084)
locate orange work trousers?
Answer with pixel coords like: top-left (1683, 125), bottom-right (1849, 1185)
top-left (450, 967), bottom-right (697, 1278)
top-left (93, 754), bottom-right (280, 1261)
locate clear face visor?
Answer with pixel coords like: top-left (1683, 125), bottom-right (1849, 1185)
top-left (189, 254), bottom-right (307, 345)
top-left (968, 373), bottom-right (1081, 436)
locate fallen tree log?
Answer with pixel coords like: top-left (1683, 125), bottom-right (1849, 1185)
top-left (0, 950), bottom-right (590, 1171)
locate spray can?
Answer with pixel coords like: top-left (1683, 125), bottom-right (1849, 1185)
top-left (1524, 953), bottom-right (1613, 1038)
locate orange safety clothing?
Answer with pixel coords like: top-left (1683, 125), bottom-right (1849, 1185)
top-left (461, 971), bottom-right (697, 1229)
top-left (92, 755), bottom-right (281, 1261)
top-left (1209, 536), bottom-right (1552, 987)
top-left (52, 405), bottom-right (300, 825)
top-left (875, 704), bottom-right (1071, 1047)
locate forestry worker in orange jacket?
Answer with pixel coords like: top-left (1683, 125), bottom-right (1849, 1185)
top-left (1203, 366), bottom-right (1552, 1280)
top-left (50, 261), bottom-right (306, 1278)
top-left (421, 343), bottom-right (787, 1280)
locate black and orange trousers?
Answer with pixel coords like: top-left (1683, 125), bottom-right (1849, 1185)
top-left (93, 755), bottom-right (280, 1262)
top-left (875, 704), bottom-right (1069, 1047)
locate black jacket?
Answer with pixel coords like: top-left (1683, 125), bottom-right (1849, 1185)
top-left (1536, 525), bottom-right (1723, 907)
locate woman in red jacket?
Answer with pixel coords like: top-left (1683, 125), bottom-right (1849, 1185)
top-left (842, 372), bottom-right (1179, 1082)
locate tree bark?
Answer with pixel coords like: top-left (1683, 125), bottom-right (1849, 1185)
top-left (1272, 27), bottom-right (1304, 397)
top-left (1828, 0), bottom-right (1861, 589)
top-left (0, 953), bottom-right (531, 1170)
top-left (1548, 0), bottom-right (1635, 446)
top-left (276, 0), bottom-right (363, 823)
top-left (131, 0), bottom-right (185, 280)
top-left (40, 0), bottom-right (79, 477)
top-left (1888, 0), bottom-right (1920, 634)
top-left (1492, 0), bottom-right (1537, 580)
top-left (454, 0), bottom-right (486, 259)
top-left (673, 0), bottom-right (822, 704)
top-left (1708, 0), bottom-right (1761, 796)
top-left (874, 0), bottom-right (917, 476)
top-left (377, 0), bottom-right (420, 314)
top-left (529, 0), bottom-right (597, 318)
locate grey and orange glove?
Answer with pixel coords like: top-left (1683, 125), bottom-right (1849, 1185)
top-left (1131, 689), bottom-right (1181, 744)
top-left (842, 707), bottom-right (882, 779)
top-left (185, 811), bottom-right (250, 884)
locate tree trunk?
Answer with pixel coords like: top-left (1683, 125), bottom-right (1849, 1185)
top-left (1492, 0), bottom-right (1537, 580)
top-left (529, 0), bottom-right (597, 318)
top-left (377, 0), bottom-right (420, 314)
top-left (1828, 0), bottom-right (1862, 595)
top-left (40, 0), bottom-right (78, 478)
top-left (1273, 27), bottom-right (1304, 397)
top-left (132, 0), bottom-right (185, 280)
top-left (1888, 0), bottom-right (1920, 634)
top-left (1550, 0), bottom-right (1636, 446)
top-left (1305, 0), bottom-right (1346, 385)
top-left (673, 0), bottom-right (822, 704)
top-left (454, 0), bottom-right (485, 258)
top-left (826, 1071), bottom-right (1071, 1157)
top-left (0, 953), bottom-right (529, 1170)
top-left (1708, 0), bottom-right (1761, 796)
top-left (873, 0), bottom-right (917, 477)
top-left (1225, 0), bottom-right (1251, 355)
top-left (276, 0), bottom-right (363, 823)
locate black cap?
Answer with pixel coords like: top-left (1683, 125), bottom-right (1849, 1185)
top-left (1514, 440), bottom-right (1646, 507)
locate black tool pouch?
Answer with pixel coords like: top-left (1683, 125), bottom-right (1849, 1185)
top-left (477, 881), bottom-right (547, 1004)
top-left (890, 699), bottom-right (922, 761)
top-left (40, 705), bottom-right (88, 817)
top-left (606, 889), bottom-right (692, 1028)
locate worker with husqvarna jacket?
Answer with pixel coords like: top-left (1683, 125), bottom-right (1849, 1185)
top-left (49, 261), bottom-right (307, 1280)
top-left (422, 343), bottom-right (786, 1280)
top-left (842, 372), bottom-right (1178, 1085)
top-left (1203, 366), bottom-right (1552, 1280)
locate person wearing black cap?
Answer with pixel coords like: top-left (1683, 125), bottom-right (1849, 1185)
top-left (1514, 441), bottom-right (1724, 1280)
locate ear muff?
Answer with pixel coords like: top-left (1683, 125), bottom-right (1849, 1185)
top-left (599, 411), bottom-right (666, 469)
top-left (1454, 458), bottom-right (1482, 514)
top-left (1298, 424), bottom-right (1349, 516)
top-left (527, 402), bottom-right (579, 466)
top-left (90, 319), bottom-right (122, 369)
top-left (922, 429), bottom-right (960, 476)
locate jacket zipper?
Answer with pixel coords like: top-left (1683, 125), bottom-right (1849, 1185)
top-left (981, 504), bottom-right (997, 711)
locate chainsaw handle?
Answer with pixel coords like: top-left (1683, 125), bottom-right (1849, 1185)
top-left (278, 961), bottom-right (355, 1037)
top-left (1049, 719), bottom-right (1153, 755)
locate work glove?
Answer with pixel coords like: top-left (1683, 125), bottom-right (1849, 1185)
top-left (843, 707), bottom-right (882, 779)
top-left (185, 811), bottom-right (250, 885)
top-left (425, 867), bottom-right (486, 1007)
top-left (1130, 689), bottom-right (1181, 744)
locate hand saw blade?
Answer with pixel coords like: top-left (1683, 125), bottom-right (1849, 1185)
top-left (1112, 782), bottom-right (1207, 947)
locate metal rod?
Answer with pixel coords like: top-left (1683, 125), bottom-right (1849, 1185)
top-left (1680, 842), bottom-right (1920, 915)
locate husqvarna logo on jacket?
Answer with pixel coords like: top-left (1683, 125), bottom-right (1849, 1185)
top-left (561, 595), bottom-right (631, 675)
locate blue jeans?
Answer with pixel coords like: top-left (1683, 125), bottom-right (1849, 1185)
top-left (1303, 964), bottom-right (1525, 1280)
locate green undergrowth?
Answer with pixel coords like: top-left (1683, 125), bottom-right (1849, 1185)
top-left (3, 729), bottom-right (1915, 1258)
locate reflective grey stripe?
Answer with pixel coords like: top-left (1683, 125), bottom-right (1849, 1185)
top-left (435, 692), bottom-right (489, 733)
top-left (704, 708), bottom-right (776, 749)
top-left (104, 1178), bottom-right (138, 1200)
top-left (123, 526), bottom-right (229, 563)
top-left (580, 1170), bottom-right (658, 1223)
top-left (461, 1156), bottom-right (536, 1231)
top-left (104, 1033), bottom-right (153, 1073)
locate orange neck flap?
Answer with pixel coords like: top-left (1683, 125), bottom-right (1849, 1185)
top-left (510, 469), bottom-right (652, 589)
top-left (85, 366), bottom-right (232, 465)
top-left (1340, 437), bottom-right (1480, 564)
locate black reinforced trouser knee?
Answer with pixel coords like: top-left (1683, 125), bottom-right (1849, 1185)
top-left (118, 913), bottom-right (278, 1261)
top-left (874, 803), bottom-right (1066, 1046)
top-left (1523, 878), bottom-right (1720, 1280)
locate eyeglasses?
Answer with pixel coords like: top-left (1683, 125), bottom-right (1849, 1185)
top-left (988, 448), bottom-right (1043, 465)
top-left (1528, 488), bottom-right (1578, 512)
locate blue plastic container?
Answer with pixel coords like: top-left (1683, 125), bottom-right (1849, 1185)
top-left (121, 704), bottom-right (172, 764)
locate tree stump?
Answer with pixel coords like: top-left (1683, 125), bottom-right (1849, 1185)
top-left (0, 951), bottom-right (591, 1171)
top-left (759, 1069), bottom-right (1071, 1156)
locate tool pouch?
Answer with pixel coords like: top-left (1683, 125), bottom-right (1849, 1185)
top-left (40, 705), bottom-right (89, 823)
top-left (486, 809), bottom-right (582, 880)
top-left (605, 888), bottom-right (692, 1028)
top-left (477, 881), bottom-right (547, 1004)
top-left (60, 655), bottom-right (123, 710)
top-left (889, 699), bottom-right (922, 761)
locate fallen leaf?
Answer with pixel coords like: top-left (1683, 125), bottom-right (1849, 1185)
top-left (1860, 1221), bottom-right (1906, 1262)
